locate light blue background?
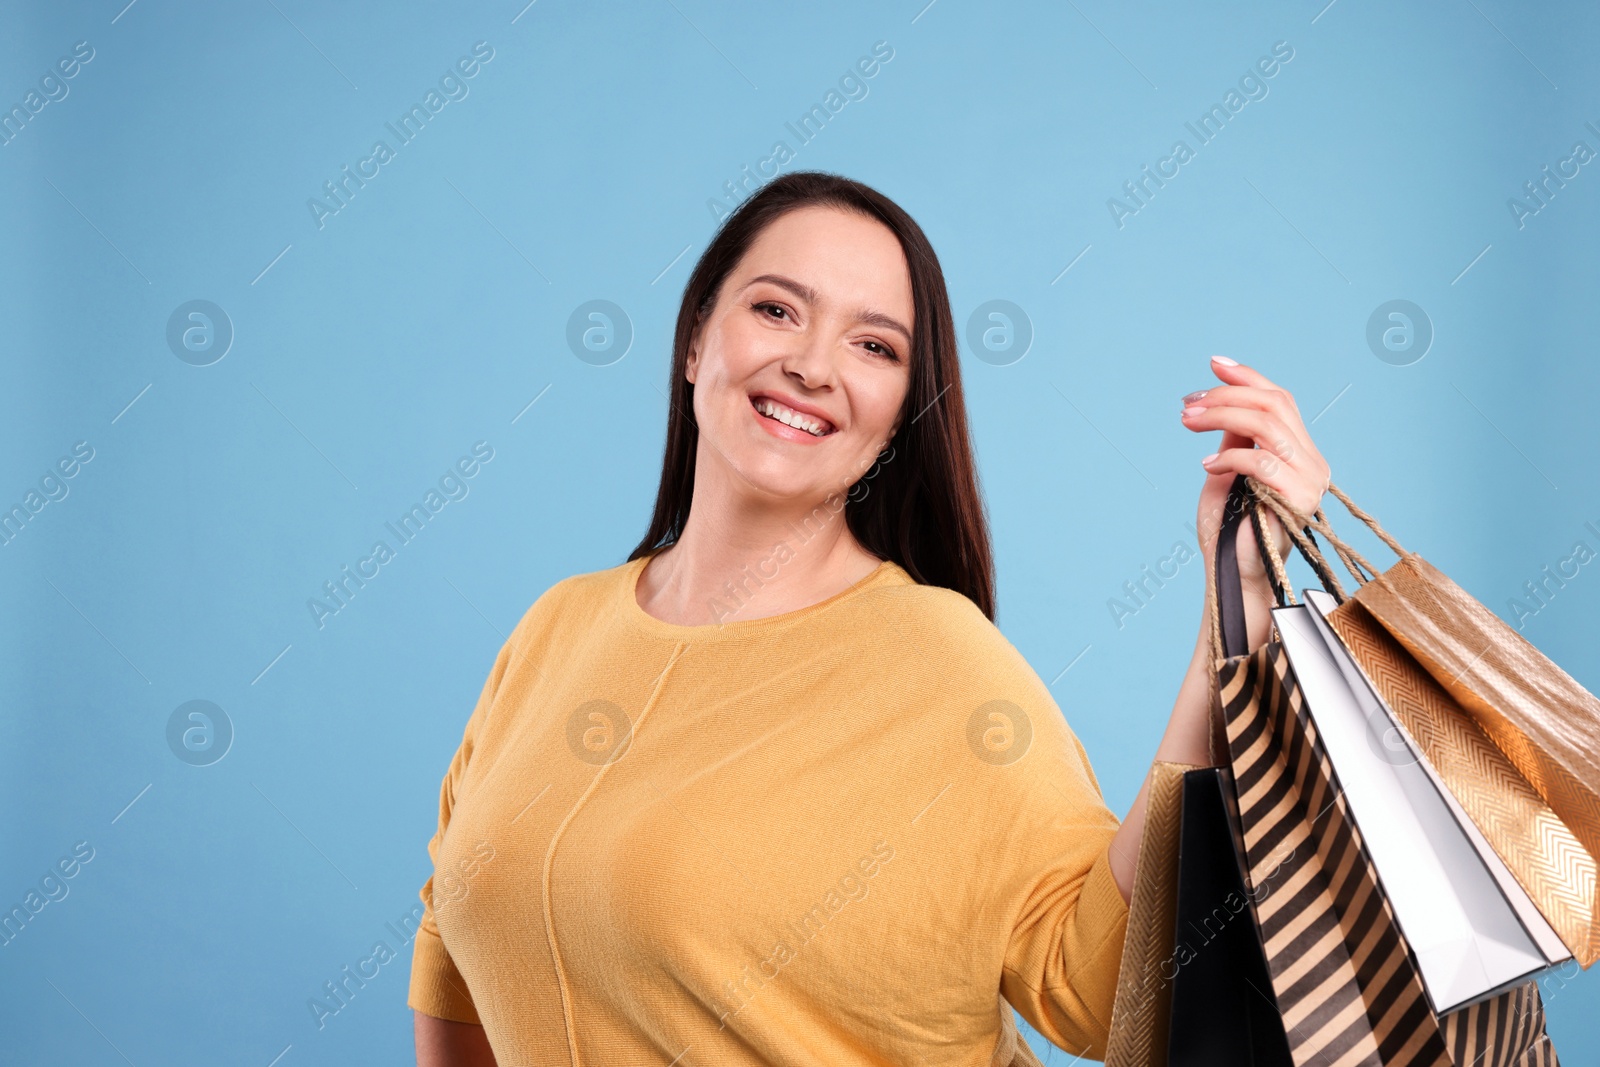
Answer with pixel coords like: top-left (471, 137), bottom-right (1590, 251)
top-left (2, 1), bottom-right (1596, 1063)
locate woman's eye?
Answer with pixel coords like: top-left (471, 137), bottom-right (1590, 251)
top-left (749, 300), bottom-right (897, 361)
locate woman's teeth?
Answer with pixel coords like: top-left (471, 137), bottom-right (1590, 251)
top-left (753, 397), bottom-right (832, 437)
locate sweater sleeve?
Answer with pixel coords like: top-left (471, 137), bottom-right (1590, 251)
top-left (996, 718), bottom-right (1131, 1060)
top-left (407, 625), bottom-right (523, 1025)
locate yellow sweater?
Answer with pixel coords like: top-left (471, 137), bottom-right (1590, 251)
top-left (407, 554), bottom-right (1129, 1066)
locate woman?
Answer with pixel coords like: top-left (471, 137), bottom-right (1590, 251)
top-left (408, 171), bottom-right (1328, 1066)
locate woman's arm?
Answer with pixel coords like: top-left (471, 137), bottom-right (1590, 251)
top-left (414, 1011), bottom-right (498, 1067)
top-left (1104, 540), bottom-right (1272, 898)
top-left (1106, 356), bottom-right (1331, 901)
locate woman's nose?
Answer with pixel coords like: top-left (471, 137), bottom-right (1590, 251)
top-left (781, 331), bottom-right (837, 389)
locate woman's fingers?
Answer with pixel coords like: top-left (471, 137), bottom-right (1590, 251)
top-left (1184, 405), bottom-right (1312, 474)
top-left (1203, 356), bottom-right (1300, 413)
top-left (1188, 368), bottom-right (1311, 459)
top-left (1186, 386), bottom-right (1307, 458)
top-left (1200, 440), bottom-right (1326, 520)
top-left (1185, 357), bottom-right (1330, 519)
top-left (1202, 443), bottom-right (1305, 495)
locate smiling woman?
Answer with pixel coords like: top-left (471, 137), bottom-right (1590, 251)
top-left (633, 175), bottom-right (993, 626)
top-left (406, 171), bottom-right (1332, 1067)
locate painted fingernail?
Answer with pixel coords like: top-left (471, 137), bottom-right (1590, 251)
top-left (1211, 355), bottom-right (1239, 366)
top-left (1182, 404), bottom-right (1206, 417)
top-left (1181, 389), bottom-right (1208, 405)
top-left (1201, 452), bottom-right (1219, 465)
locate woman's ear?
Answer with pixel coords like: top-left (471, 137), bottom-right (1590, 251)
top-left (685, 308), bottom-right (708, 384)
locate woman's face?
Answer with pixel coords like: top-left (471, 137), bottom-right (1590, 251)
top-left (686, 204), bottom-right (915, 508)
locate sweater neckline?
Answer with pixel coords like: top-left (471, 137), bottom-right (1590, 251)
top-left (618, 552), bottom-right (907, 641)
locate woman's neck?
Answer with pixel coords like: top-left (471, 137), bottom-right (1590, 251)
top-left (634, 489), bottom-right (882, 627)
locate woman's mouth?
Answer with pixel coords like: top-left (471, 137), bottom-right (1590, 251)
top-left (750, 395), bottom-right (837, 439)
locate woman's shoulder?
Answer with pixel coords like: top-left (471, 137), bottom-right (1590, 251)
top-left (500, 557), bottom-right (635, 645)
top-left (865, 563), bottom-right (1017, 655)
top-left (541, 557), bottom-right (635, 603)
top-left (857, 564), bottom-right (1056, 701)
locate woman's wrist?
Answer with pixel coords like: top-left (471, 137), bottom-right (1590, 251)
top-left (1211, 522), bottom-right (1282, 656)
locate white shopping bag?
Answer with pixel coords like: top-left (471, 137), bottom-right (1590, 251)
top-left (1271, 588), bottom-right (1571, 1015)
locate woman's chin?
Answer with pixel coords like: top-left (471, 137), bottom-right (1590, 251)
top-left (729, 462), bottom-right (848, 509)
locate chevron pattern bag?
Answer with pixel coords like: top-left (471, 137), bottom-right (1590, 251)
top-left (1111, 472), bottom-right (1573, 1067)
top-left (1105, 762), bottom-right (1192, 1067)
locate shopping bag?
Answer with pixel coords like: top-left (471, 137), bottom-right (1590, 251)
top-left (1203, 472), bottom-right (1559, 1067)
top-left (1246, 475), bottom-right (1600, 968)
top-left (1166, 766), bottom-right (1293, 1067)
top-left (1105, 762), bottom-right (1190, 1067)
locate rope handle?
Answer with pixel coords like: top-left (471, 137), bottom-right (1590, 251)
top-left (1252, 496), bottom-right (1298, 604)
top-left (1247, 477), bottom-right (1409, 575)
top-left (1207, 475), bottom-right (1411, 664)
top-left (1251, 493), bottom-right (1355, 603)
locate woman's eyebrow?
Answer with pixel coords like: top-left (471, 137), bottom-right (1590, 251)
top-left (743, 272), bottom-right (912, 345)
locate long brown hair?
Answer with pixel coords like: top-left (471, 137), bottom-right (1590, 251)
top-left (627, 171), bottom-right (996, 622)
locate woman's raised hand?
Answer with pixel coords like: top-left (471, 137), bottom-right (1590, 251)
top-left (1181, 355), bottom-right (1332, 598)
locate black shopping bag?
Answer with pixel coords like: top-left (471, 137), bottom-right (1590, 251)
top-left (1167, 767), bottom-right (1292, 1067)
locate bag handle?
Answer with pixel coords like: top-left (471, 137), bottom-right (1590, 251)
top-left (1248, 494), bottom-right (1348, 606)
top-left (1209, 475), bottom-right (1339, 661)
top-left (1207, 473), bottom-right (1411, 662)
top-left (1247, 478), bottom-right (1410, 583)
